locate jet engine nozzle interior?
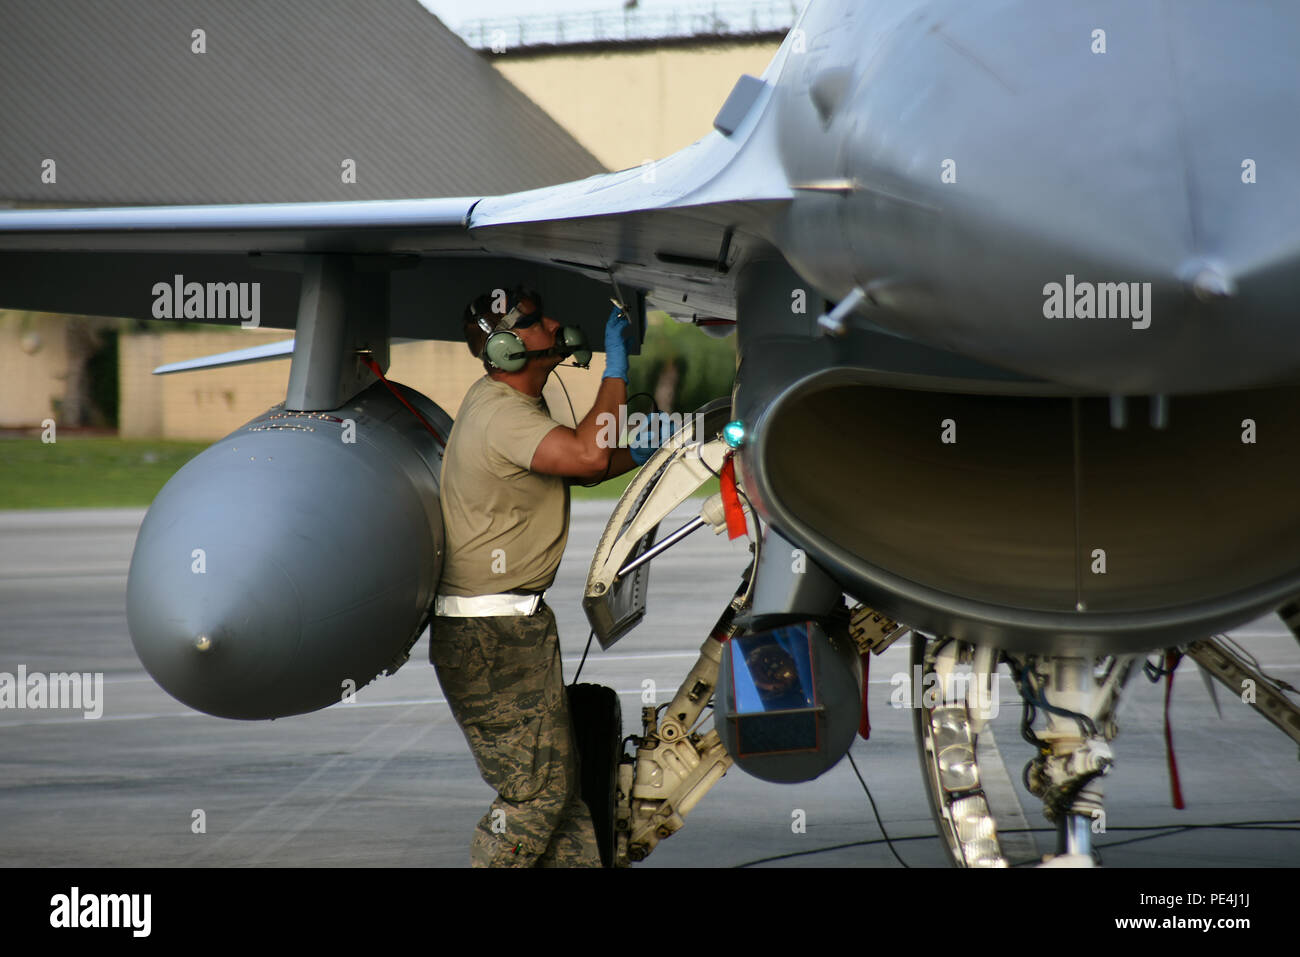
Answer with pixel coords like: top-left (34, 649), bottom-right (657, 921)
top-left (753, 374), bottom-right (1300, 654)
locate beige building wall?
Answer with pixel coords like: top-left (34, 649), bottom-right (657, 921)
top-left (493, 39), bottom-right (781, 171)
top-left (0, 312), bottom-right (73, 429)
top-left (119, 327), bottom-right (606, 440)
top-left (153, 329), bottom-right (291, 441)
top-left (118, 330), bottom-right (164, 438)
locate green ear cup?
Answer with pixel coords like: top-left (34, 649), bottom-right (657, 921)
top-left (560, 326), bottom-right (592, 368)
top-left (484, 329), bottom-right (527, 372)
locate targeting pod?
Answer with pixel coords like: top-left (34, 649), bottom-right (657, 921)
top-left (716, 620), bottom-right (863, 782)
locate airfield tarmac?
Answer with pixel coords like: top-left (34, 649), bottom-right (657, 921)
top-left (1, 503), bottom-right (1297, 868)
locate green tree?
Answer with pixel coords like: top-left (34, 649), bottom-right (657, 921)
top-left (628, 312), bottom-right (736, 414)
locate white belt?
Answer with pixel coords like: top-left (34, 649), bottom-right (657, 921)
top-left (434, 592), bottom-right (542, 617)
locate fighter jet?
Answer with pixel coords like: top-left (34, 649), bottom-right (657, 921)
top-left (3, 0), bottom-right (1300, 867)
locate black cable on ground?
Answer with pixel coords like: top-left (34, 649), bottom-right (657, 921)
top-left (733, 819), bottom-right (1300, 868)
top-left (735, 833), bottom-right (938, 868)
top-left (571, 628), bottom-right (596, 685)
top-left (846, 751), bottom-right (910, 868)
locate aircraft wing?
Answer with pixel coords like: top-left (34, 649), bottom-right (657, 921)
top-left (0, 25), bottom-right (800, 341)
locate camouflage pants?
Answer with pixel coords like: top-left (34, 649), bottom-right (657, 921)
top-left (430, 602), bottom-right (600, 867)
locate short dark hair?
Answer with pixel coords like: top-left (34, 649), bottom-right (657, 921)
top-left (462, 293), bottom-right (498, 369)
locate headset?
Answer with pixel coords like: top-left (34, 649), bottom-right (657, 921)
top-left (478, 293), bottom-right (540, 372)
top-left (473, 289), bottom-right (592, 372)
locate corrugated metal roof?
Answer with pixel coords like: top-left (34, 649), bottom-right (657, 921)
top-left (0, 0), bottom-right (606, 205)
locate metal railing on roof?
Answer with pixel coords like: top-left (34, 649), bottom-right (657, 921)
top-left (459, 1), bottom-right (800, 52)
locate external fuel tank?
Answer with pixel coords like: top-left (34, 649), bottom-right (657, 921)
top-left (126, 380), bottom-right (450, 719)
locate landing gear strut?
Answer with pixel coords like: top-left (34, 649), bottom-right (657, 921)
top-left (913, 634), bottom-right (1137, 867)
top-left (1010, 654), bottom-right (1135, 866)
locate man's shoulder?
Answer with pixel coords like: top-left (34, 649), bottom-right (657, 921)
top-left (449, 378), bottom-right (557, 469)
top-left (468, 378), bottom-right (552, 429)
top-left (462, 376), bottom-right (540, 413)
top-left (457, 377), bottom-right (507, 426)
top-left (459, 375), bottom-right (495, 408)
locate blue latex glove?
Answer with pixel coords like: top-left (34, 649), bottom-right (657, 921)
top-left (603, 305), bottom-right (630, 381)
top-left (629, 411), bottom-right (682, 466)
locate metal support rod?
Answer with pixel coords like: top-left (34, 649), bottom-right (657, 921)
top-left (1186, 637), bottom-right (1300, 748)
top-left (616, 515), bottom-right (706, 580)
top-left (1150, 393), bottom-right (1169, 429)
top-left (1060, 813), bottom-right (1093, 857)
top-left (816, 285), bottom-right (867, 336)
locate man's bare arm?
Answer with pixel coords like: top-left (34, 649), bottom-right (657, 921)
top-left (530, 376), bottom-right (634, 480)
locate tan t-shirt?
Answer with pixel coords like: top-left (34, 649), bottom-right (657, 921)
top-left (438, 376), bottom-right (570, 597)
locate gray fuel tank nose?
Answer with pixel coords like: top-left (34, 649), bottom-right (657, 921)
top-left (128, 540), bottom-right (303, 718)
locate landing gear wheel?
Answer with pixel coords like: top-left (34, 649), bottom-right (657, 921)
top-left (567, 683), bottom-right (623, 868)
top-left (911, 633), bottom-right (1009, 868)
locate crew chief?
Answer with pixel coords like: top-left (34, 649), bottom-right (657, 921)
top-left (431, 288), bottom-right (653, 867)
